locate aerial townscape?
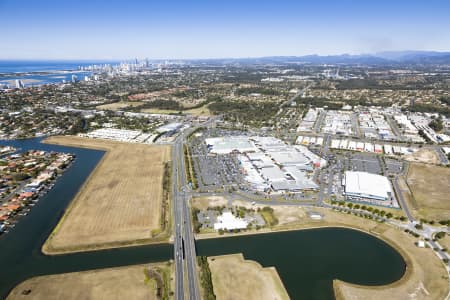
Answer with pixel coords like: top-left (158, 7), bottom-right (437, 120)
top-left (1, 1), bottom-right (450, 300)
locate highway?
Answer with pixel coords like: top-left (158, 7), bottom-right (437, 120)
top-left (173, 122), bottom-right (215, 300)
top-left (172, 138), bottom-right (185, 300)
top-left (280, 84), bottom-right (310, 109)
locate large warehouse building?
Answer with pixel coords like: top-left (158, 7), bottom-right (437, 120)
top-left (343, 171), bottom-right (393, 201)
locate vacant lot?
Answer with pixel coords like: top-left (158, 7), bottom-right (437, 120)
top-left (208, 254), bottom-right (289, 300)
top-left (191, 196), bottom-right (228, 210)
top-left (406, 163), bottom-right (450, 220)
top-left (96, 101), bottom-right (143, 110)
top-left (403, 148), bottom-right (440, 164)
top-left (43, 136), bottom-right (171, 253)
top-left (7, 262), bottom-right (173, 300)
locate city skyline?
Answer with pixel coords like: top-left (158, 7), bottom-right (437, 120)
top-left (1, 0), bottom-right (450, 60)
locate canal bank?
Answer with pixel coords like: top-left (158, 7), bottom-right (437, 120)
top-left (0, 138), bottom-right (410, 300)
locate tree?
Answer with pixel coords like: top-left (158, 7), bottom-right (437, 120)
top-left (429, 119), bottom-right (443, 132)
top-left (435, 231), bottom-right (446, 239)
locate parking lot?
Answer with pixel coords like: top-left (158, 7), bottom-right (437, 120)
top-left (189, 129), bottom-right (247, 192)
top-left (340, 152), bottom-right (382, 175)
top-left (323, 152), bottom-right (383, 200)
top-left (384, 158), bottom-right (404, 175)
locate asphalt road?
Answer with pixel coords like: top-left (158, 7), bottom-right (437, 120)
top-left (392, 178), bottom-right (414, 222)
top-left (173, 121), bottom-right (216, 300)
top-left (172, 138), bottom-right (185, 300)
top-left (434, 146), bottom-right (449, 165)
top-left (280, 85), bottom-right (310, 108)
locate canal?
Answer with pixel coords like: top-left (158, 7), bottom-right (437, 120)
top-left (0, 138), bottom-right (406, 300)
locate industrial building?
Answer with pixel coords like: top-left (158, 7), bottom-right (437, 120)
top-left (343, 171), bottom-right (393, 201)
top-left (322, 110), bottom-right (354, 136)
top-left (297, 108), bottom-right (319, 132)
top-left (80, 128), bottom-right (156, 143)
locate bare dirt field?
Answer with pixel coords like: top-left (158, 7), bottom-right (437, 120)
top-left (403, 148), bottom-right (440, 164)
top-left (406, 163), bottom-right (450, 220)
top-left (7, 262), bottom-right (173, 300)
top-left (208, 254), bottom-right (289, 300)
top-left (96, 101), bottom-right (144, 110)
top-left (191, 196), bottom-right (228, 210)
top-left (43, 136), bottom-right (171, 254)
top-left (194, 197), bottom-right (449, 300)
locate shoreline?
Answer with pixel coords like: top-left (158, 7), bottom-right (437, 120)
top-left (1, 150), bottom-right (75, 236)
top-left (24, 135), bottom-right (448, 299)
top-left (6, 261), bottom-right (174, 300)
top-left (207, 253), bottom-right (290, 300)
top-left (194, 208), bottom-right (447, 299)
top-left (196, 222), bottom-right (412, 285)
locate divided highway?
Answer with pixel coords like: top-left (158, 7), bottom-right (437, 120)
top-left (173, 127), bottom-right (201, 300)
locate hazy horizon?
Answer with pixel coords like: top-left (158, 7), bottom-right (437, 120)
top-left (1, 0), bottom-right (450, 60)
top-left (0, 50), bottom-right (449, 63)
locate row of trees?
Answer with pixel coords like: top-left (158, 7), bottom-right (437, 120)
top-left (197, 256), bottom-right (216, 300)
top-left (331, 201), bottom-right (397, 219)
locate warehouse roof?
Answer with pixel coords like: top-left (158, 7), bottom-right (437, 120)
top-left (344, 171), bottom-right (392, 200)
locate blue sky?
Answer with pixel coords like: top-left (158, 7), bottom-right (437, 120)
top-left (1, 0), bottom-right (449, 59)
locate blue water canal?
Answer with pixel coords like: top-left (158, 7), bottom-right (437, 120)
top-left (0, 138), bottom-right (406, 300)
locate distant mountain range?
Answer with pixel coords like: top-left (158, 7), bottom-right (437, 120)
top-left (193, 51), bottom-right (450, 65)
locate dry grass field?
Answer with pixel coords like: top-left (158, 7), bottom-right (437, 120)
top-left (43, 136), bottom-right (171, 253)
top-left (7, 262), bottom-right (173, 300)
top-left (141, 104), bottom-right (211, 116)
top-left (208, 254), bottom-right (289, 300)
top-left (96, 101), bottom-right (143, 110)
top-left (406, 163), bottom-right (450, 220)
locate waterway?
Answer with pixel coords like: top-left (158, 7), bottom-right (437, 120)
top-left (0, 138), bottom-right (406, 300)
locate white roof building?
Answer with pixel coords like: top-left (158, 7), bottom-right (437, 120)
top-left (339, 139), bottom-right (349, 149)
top-left (344, 171), bottom-right (393, 201)
top-left (348, 141), bottom-right (357, 150)
top-left (331, 139), bottom-right (340, 149)
top-left (384, 144), bottom-right (393, 155)
top-left (260, 166), bottom-right (286, 182)
top-left (214, 212), bottom-right (248, 230)
top-left (268, 152), bottom-right (310, 166)
top-left (206, 136), bottom-right (258, 154)
top-left (364, 143), bottom-right (374, 152)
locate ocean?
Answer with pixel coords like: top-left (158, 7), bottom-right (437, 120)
top-left (0, 60), bottom-right (119, 87)
top-left (0, 60), bottom-right (118, 74)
